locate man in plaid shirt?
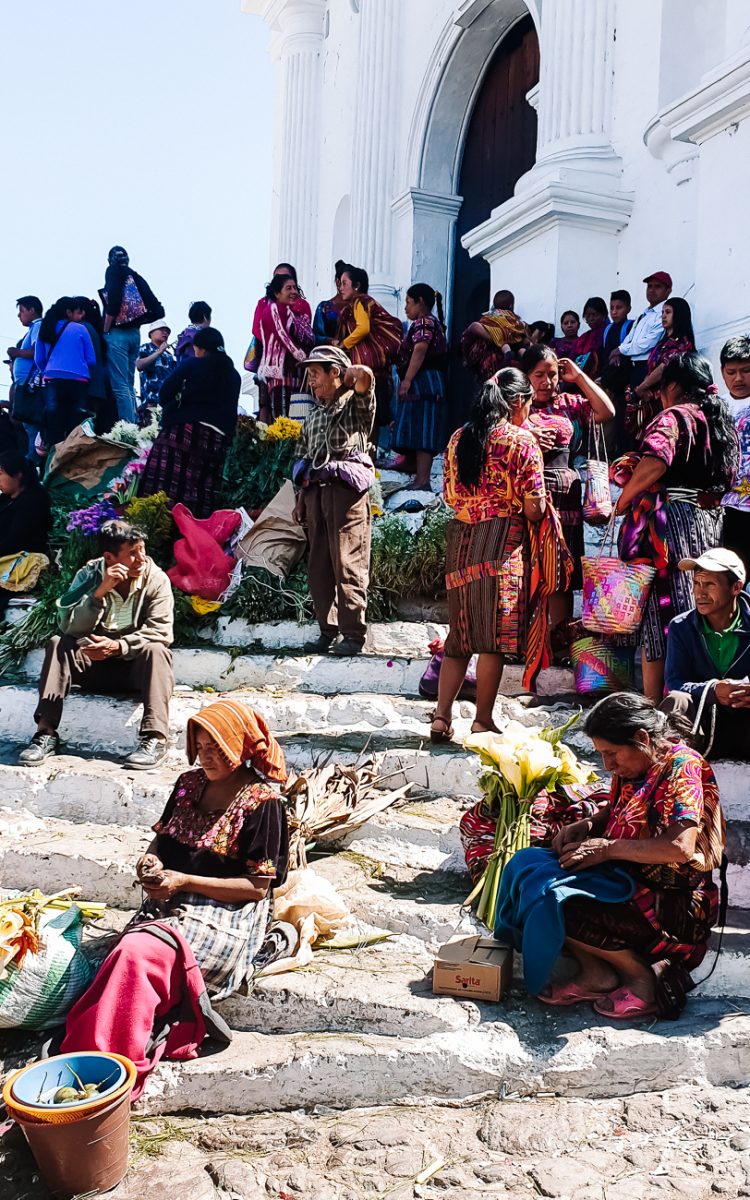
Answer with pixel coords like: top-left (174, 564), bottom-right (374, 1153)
top-left (293, 346), bottom-right (376, 656)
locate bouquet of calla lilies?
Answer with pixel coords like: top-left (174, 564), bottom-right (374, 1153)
top-left (464, 714), bottom-right (597, 928)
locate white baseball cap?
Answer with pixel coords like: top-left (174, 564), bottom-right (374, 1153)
top-left (148, 318), bottom-right (171, 334)
top-left (679, 548), bottom-right (746, 586)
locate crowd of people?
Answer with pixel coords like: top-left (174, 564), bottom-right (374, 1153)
top-left (0, 246), bottom-right (747, 1077)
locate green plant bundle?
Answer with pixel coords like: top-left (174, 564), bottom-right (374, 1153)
top-left (221, 417), bottom-right (297, 512)
top-left (368, 507), bottom-right (449, 619)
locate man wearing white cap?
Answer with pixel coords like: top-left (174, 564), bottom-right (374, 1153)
top-left (136, 319), bottom-right (175, 424)
top-left (662, 548), bottom-right (750, 759)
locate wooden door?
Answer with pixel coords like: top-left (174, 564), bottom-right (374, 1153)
top-left (449, 15), bottom-right (539, 423)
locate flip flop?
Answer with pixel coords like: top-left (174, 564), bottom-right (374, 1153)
top-left (593, 987), bottom-right (658, 1020)
top-left (538, 981), bottom-right (612, 1007)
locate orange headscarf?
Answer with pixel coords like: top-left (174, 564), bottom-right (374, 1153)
top-left (186, 700), bottom-right (287, 783)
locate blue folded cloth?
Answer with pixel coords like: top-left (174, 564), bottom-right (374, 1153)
top-left (493, 846), bottom-right (635, 994)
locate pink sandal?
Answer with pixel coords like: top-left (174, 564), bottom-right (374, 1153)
top-left (538, 981), bottom-right (611, 1007)
top-left (593, 987), bottom-right (658, 1020)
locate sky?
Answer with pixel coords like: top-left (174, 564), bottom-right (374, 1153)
top-left (0, 0), bottom-right (274, 400)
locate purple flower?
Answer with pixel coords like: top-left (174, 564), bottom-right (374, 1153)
top-left (67, 499), bottom-right (121, 536)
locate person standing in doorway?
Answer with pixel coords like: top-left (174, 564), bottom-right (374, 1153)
top-left (612, 270), bottom-right (672, 390)
top-left (101, 246), bottom-right (164, 425)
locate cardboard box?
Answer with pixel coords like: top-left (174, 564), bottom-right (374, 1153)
top-left (432, 935), bottom-right (513, 1002)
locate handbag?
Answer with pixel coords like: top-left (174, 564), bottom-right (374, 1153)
top-left (244, 335), bottom-right (261, 374)
top-left (581, 515), bottom-right (655, 635)
top-left (582, 421), bottom-right (613, 525)
top-left (11, 375), bottom-right (44, 425)
top-left (419, 640), bottom-right (478, 702)
top-left (570, 635), bottom-right (634, 695)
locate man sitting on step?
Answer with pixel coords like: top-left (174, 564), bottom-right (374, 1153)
top-left (661, 548), bottom-right (750, 760)
top-left (19, 519), bottom-right (174, 770)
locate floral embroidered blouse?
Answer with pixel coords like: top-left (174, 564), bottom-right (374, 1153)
top-left (397, 315), bottom-right (447, 376)
top-left (444, 421), bottom-right (545, 524)
top-left (153, 769), bottom-right (289, 886)
top-left (527, 393), bottom-right (591, 465)
top-left (605, 743), bottom-right (725, 889)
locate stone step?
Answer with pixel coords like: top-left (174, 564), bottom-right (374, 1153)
top-left (1, 808), bottom-right (747, 1003)
top-left (18, 644), bottom-right (574, 698)
top-left (0, 683), bottom-right (574, 759)
top-left (134, 998), bottom-right (750, 1114)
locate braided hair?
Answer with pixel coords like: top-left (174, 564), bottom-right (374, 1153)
top-left (660, 351), bottom-right (739, 492)
top-left (456, 368), bottom-right (532, 488)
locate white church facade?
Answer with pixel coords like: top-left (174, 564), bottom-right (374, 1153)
top-left (243, 0), bottom-right (750, 364)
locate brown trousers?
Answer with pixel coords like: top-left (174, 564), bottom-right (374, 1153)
top-left (35, 635), bottom-right (174, 740)
top-left (304, 481), bottom-right (371, 643)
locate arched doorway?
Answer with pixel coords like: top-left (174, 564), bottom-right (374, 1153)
top-left (449, 14), bottom-right (539, 419)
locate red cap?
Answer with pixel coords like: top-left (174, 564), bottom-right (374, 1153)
top-left (643, 270), bottom-right (672, 289)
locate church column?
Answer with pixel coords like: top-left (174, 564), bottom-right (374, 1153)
top-left (349, 0), bottom-right (402, 308)
top-left (267, 0), bottom-right (327, 291)
top-left (534, 0), bottom-right (616, 168)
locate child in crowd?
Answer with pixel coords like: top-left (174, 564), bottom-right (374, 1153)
top-left (460, 289), bottom-right (528, 381)
top-left (600, 289), bottom-right (634, 451)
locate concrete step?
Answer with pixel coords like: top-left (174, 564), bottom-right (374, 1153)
top-left (0, 683), bottom-right (575, 759)
top-left (131, 999), bottom-right (750, 1114)
top-left (1, 806), bottom-right (746, 1002)
top-left (15, 647), bottom-right (575, 699)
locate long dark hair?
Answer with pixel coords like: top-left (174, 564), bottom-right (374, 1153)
top-left (456, 369), bottom-right (532, 488)
top-left (193, 326), bottom-right (236, 382)
top-left (584, 693), bottom-right (693, 753)
top-left (39, 297), bottom-right (73, 345)
top-left (0, 450), bottom-right (40, 489)
top-left (407, 282), bottom-right (445, 329)
top-left (662, 296), bottom-right (694, 344)
top-left (72, 296), bottom-right (104, 337)
top-left (660, 351), bottom-right (739, 492)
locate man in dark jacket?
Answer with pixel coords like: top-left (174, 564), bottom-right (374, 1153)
top-left (101, 246), bottom-right (163, 425)
top-left (662, 549), bottom-right (750, 759)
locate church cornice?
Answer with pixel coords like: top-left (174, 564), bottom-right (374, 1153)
top-left (462, 176), bottom-right (633, 260)
top-left (660, 47), bottom-right (750, 145)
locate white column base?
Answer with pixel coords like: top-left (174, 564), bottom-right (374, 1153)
top-left (461, 170), bottom-right (633, 322)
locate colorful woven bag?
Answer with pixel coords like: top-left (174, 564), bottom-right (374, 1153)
top-left (581, 517), bottom-right (655, 635)
top-left (582, 422), bottom-right (613, 525)
top-left (571, 636), bottom-right (634, 695)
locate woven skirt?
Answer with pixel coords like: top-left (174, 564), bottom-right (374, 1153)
top-left (544, 466), bottom-right (583, 589)
top-left (139, 421), bottom-right (228, 519)
top-left (444, 514), bottom-right (529, 657)
top-left (641, 499), bottom-right (724, 661)
top-left (393, 369), bottom-right (448, 455)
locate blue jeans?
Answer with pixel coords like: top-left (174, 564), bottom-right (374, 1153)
top-left (44, 379), bottom-right (89, 446)
top-left (105, 327), bottom-right (141, 423)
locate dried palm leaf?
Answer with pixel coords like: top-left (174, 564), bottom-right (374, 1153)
top-left (283, 755), bottom-right (412, 869)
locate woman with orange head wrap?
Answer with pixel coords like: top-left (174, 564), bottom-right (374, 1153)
top-left (61, 701), bottom-right (289, 1096)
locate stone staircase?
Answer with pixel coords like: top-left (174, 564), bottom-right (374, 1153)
top-left (1, 621), bottom-right (749, 1115)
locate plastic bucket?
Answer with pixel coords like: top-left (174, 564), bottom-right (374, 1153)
top-left (3, 1053), bottom-right (136, 1124)
top-left (14, 1089), bottom-right (132, 1199)
top-left (2, 1053), bottom-right (135, 1198)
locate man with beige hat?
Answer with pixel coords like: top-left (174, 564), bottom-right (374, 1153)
top-left (662, 548), bottom-right (749, 759)
top-left (136, 318), bottom-right (175, 423)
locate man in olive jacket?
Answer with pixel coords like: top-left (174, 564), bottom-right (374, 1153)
top-left (19, 520), bottom-right (174, 770)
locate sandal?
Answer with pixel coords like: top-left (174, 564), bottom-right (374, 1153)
top-left (593, 987), bottom-right (658, 1021)
top-left (538, 980), bottom-right (613, 1007)
top-left (430, 715), bottom-right (454, 744)
top-left (470, 720), bottom-right (501, 735)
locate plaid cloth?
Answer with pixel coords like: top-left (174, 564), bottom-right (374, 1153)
top-left (296, 377), bottom-right (375, 469)
top-left (135, 891), bottom-right (271, 1001)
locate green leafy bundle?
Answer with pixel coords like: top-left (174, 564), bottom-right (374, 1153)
top-left (220, 417), bottom-right (297, 512)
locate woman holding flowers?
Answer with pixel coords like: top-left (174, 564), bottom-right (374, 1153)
top-left (431, 370), bottom-right (547, 743)
top-left (547, 694), bottom-right (725, 1020)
